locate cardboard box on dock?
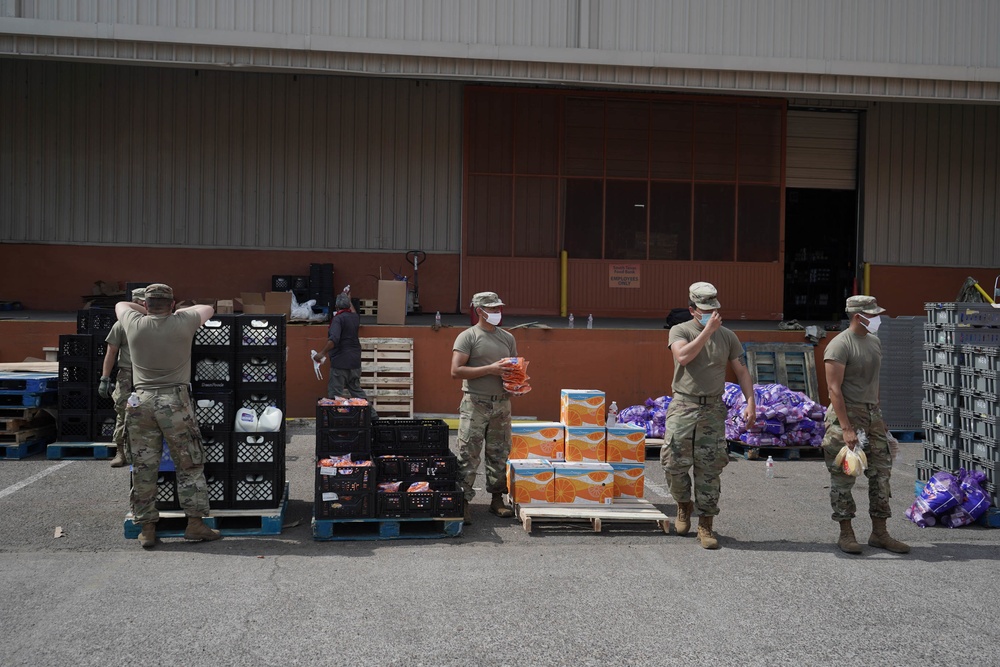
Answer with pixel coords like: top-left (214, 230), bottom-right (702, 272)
top-left (240, 292), bottom-right (292, 317)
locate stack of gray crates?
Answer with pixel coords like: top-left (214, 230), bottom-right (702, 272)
top-left (920, 302), bottom-right (1000, 506)
top-left (878, 316), bottom-right (924, 431)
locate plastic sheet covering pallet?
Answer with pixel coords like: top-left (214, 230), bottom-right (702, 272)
top-left (361, 337), bottom-right (414, 418)
top-left (312, 516), bottom-right (463, 540)
top-left (743, 343), bottom-right (819, 402)
top-left (912, 480), bottom-right (1000, 528)
top-left (123, 482), bottom-right (289, 538)
top-left (513, 498), bottom-right (670, 534)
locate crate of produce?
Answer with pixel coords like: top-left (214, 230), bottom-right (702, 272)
top-left (923, 384), bottom-right (960, 409)
top-left (377, 480), bottom-right (461, 519)
top-left (237, 314), bottom-right (286, 350)
top-left (316, 427), bottom-right (371, 455)
top-left (193, 395), bottom-right (234, 432)
top-left (77, 309), bottom-right (117, 335)
top-left (237, 389), bottom-right (286, 421)
top-left (237, 352), bottom-right (285, 389)
top-left (58, 334), bottom-right (93, 362)
top-left (959, 368), bottom-right (998, 396)
top-left (923, 344), bottom-right (962, 367)
top-left (57, 411), bottom-right (92, 442)
top-left (922, 445), bottom-right (960, 470)
top-left (192, 315), bottom-right (238, 354)
top-left (232, 432), bottom-right (284, 469)
top-left (921, 402), bottom-right (958, 431)
top-left (316, 401), bottom-right (372, 430)
top-left (230, 468), bottom-right (284, 509)
top-left (202, 432), bottom-right (230, 465)
top-left (925, 425), bottom-right (959, 451)
top-left (315, 491), bottom-right (373, 519)
top-left (191, 353), bottom-right (237, 393)
top-left (316, 455), bottom-right (375, 495)
top-left (924, 302), bottom-right (1000, 326)
top-left (922, 363), bottom-right (958, 388)
top-left (372, 418), bottom-right (450, 455)
top-left (93, 411), bottom-right (116, 442)
top-left (376, 454), bottom-right (458, 480)
top-left (57, 386), bottom-right (91, 411)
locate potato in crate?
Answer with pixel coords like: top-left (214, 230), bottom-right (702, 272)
top-left (316, 454), bottom-right (374, 495)
top-left (315, 491), bottom-right (373, 519)
top-left (316, 398), bottom-right (372, 430)
top-left (377, 479), bottom-right (457, 518)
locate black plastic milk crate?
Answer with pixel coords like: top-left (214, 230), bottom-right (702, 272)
top-left (376, 453), bottom-right (458, 481)
top-left (230, 468), bottom-right (285, 509)
top-left (237, 389), bottom-right (287, 421)
top-left (232, 432), bottom-right (284, 469)
top-left (153, 471), bottom-right (181, 510)
top-left (58, 334), bottom-right (93, 362)
top-left (94, 389), bottom-right (115, 411)
top-left (191, 352), bottom-right (237, 393)
top-left (57, 411), bottom-right (92, 442)
top-left (192, 315), bottom-right (238, 354)
top-left (377, 481), bottom-right (463, 519)
top-left (316, 402), bottom-right (371, 429)
top-left (316, 427), bottom-right (371, 455)
top-left (316, 456), bottom-right (375, 495)
top-left (315, 491), bottom-right (373, 519)
top-left (57, 386), bottom-right (92, 411)
top-left (92, 338), bottom-right (111, 361)
top-left (372, 419), bottom-right (450, 455)
top-left (237, 352), bottom-right (285, 389)
top-left (77, 309), bottom-right (117, 335)
top-left (202, 431), bottom-right (231, 466)
top-left (193, 395), bottom-right (234, 432)
top-left (271, 275), bottom-right (309, 292)
top-left (203, 464), bottom-right (231, 509)
top-left (93, 411), bottom-right (116, 442)
top-left (237, 314), bottom-right (286, 350)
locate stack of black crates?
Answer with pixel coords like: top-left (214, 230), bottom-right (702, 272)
top-left (56, 309), bottom-right (118, 443)
top-left (920, 302), bottom-right (1000, 507)
top-left (314, 413), bottom-right (464, 522)
top-left (155, 313), bottom-right (288, 511)
top-left (308, 263), bottom-right (335, 311)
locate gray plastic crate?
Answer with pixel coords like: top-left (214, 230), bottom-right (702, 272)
top-left (922, 443), bottom-right (960, 470)
top-left (959, 409), bottom-right (998, 440)
top-left (921, 402), bottom-right (958, 430)
top-left (959, 367), bottom-right (998, 396)
top-left (959, 390), bottom-right (1000, 416)
top-left (925, 425), bottom-right (960, 451)
top-left (922, 363), bottom-right (959, 387)
top-left (923, 384), bottom-right (961, 409)
top-left (961, 345), bottom-right (1000, 371)
top-left (958, 433), bottom-right (999, 462)
top-left (915, 459), bottom-right (935, 482)
top-left (959, 453), bottom-right (999, 488)
top-left (923, 323), bottom-right (1000, 347)
top-left (924, 302), bottom-right (1000, 326)
top-left (923, 344), bottom-right (962, 366)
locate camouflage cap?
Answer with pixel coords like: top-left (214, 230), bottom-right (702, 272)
top-left (471, 291), bottom-right (505, 309)
top-left (143, 283), bottom-right (174, 300)
top-left (131, 287), bottom-right (146, 301)
top-left (689, 282), bottom-right (721, 310)
top-left (845, 295), bottom-right (885, 315)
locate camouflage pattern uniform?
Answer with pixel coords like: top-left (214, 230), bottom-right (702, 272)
top-left (456, 394), bottom-right (512, 501)
top-left (660, 396), bottom-right (730, 516)
top-left (111, 367), bottom-right (133, 462)
top-left (821, 404), bottom-right (893, 521)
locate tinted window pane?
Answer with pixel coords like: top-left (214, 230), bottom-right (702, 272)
top-left (515, 94), bottom-right (560, 175)
top-left (467, 89), bottom-right (513, 174)
top-left (650, 103), bottom-right (693, 179)
top-left (564, 179), bottom-right (603, 259)
top-left (693, 184), bottom-right (735, 261)
top-left (739, 106), bottom-right (782, 184)
top-left (564, 98), bottom-right (605, 177)
top-left (467, 175), bottom-right (512, 256)
top-left (515, 176), bottom-right (560, 257)
top-left (737, 185), bottom-right (781, 262)
top-left (694, 106), bottom-right (737, 181)
top-left (649, 181), bottom-right (692, 260)
top-left (605, 180), bottom-right (648, 259)
top-left (605, 101), bottom-right (649, 178)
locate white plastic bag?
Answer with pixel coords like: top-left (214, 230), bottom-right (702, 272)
top-left (834, 444), bottom-right (868, 477)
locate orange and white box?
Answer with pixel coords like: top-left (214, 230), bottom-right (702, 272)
top-left (609, 463), bottom-right (645, 499)
top-left (551, 462), bottom-right (614, 504)
top-left (605, 424), bottom-right (646, 463)
top-left (510, 422), bottom-right (565, 461)
top-left (565, 426), bottom-right (606, 463)
top-left (560, 389), bottom-right (606, 427)
top-left (506, 459), bottom-right (554, 505)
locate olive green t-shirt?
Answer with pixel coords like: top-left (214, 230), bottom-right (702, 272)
top-left (104, 321), bottom-right (131, 369)
top-left (453, 325), bottom-right (518, 396)
top-left (668, 319), bottom-right (743, 397)
top-left (120, 309), bottom-right (204, 389)
top-left (824, 328), bottom-right (881, 405)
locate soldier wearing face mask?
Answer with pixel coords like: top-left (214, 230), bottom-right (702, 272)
top-left (451, 292), bottom-right (518, 524)
top-left (821, 295), bottom-right (910, 556)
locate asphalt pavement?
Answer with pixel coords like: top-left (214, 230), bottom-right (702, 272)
top-left (1, 426), bottom-right (998, 667)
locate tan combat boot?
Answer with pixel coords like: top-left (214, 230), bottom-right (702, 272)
top-left (109, 448), bottom-right (127, 468)
top-left (138, 523), bottom-right (157, 549)
top-left (184, 517), bottom-right (222, 542)
top-left (837, 519), bottom-right (863, 554)
top-left (489, 493), bottom-right (514, 518)
top-left (868, 516), bottom-right (910, 554)
top-left (697, 516), bottom-right (720, 549)
top-left (674, 501), bottom-right (694, 536)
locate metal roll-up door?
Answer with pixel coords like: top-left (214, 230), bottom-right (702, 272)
top-left (786, 110), bottom-right (859, 190)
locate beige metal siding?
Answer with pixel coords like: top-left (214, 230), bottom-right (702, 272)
top-left (0, 59), bottom-right (463, 251)
top-left (863, 102), bottom-right (1000, 267)
top-left (786, 110), bottom-right (858, 190)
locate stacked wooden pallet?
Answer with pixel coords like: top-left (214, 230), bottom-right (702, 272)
top-left (361, 338), bottom-right (413, 418)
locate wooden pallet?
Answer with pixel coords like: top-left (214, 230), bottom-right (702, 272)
top-left (743, 342), bottom-right (820, 402)
top-left (361, 337), bottom-right (414, 418)
top-left (312, 515), bottom-right (463, 540)
top-left (0, 408), bottom-right (52, 433)
top-left (726, 440), bottom-right (824, 461)
top-left (47, 442), bottom-right (114, 460)
top-left (1, 438), bottom-right (48, 460)
top-left (0, 423), bottom-right (56, 444)
top-left (514, 498), bottom-right (670, 534)
top-left (357, 299), bottom-right (378, 316)
top-left (124, 482), bottom-right (289, 538)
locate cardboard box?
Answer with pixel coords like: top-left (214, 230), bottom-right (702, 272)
top-left (565, 426), bottom-right (606, 463)
top-left (506, 459), bottom-right (555, 505)
top-left (376, 280), bottom-right (407, 325)
top-left (605, 424), bottom-right (646, 463)
top-left (610, 463), bottom-right (645, 499)
top-left (240, 292), bottom-right (292, 317)
top-left (551, 462), bottom-right (614, 504)
top-left (560, 389), bottom-right (606, 427)
top-left (511, 421), bottom-right (565, 461)
top-left (216, 299), bottom-right (234, 315)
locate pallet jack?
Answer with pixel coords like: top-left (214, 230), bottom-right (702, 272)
top-left (405, 250), bottom-right (426, 314)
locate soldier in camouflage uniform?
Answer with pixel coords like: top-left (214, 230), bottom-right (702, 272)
top-left (662, 282), bottom-right (756, 549)
top-left (116, 283), bottom-right (220, 548)
top-left (451, 292), bottom-right (518, 524)
top-left (822, 295), bottom-right (910, 555)
top-left (99, 288), bottom-right (146, 468)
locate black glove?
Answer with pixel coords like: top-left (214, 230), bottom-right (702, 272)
top-left (98, 376), bottom-right (112, 399)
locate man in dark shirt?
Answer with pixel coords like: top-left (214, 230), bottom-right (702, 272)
top-left (312, 293), bottom-right (371, 406)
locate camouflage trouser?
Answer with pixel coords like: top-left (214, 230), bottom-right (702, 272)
top-left (660, 399), bottom-right (730, 516)
top-left (127, 385), bottom-right (210, 524)
top-left (111, 367), bottom-right (133, 462)
top-left (821, 403), bottom-right (893, 521)
top-left (456, 393), bottom-right (512, 501)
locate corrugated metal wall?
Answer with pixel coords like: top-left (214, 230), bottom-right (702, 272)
top-left (0, 59), bottom-right (463, 251)
top-left (863, 102), bottom-right (1000, 267)
top-left (786, 110), bottom-right (858, 190)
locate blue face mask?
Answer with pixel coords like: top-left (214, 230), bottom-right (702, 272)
top-left (697, 312), bottom-right (712, 327)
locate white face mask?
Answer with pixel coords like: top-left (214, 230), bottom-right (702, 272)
top-left (860, 314), bottom-right (881, 334)
top-left (483, 311), bottom-right (502, 326)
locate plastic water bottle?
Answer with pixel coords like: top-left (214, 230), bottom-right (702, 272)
top-left (434, 311), bottom-right (441, 327)
top-left (127, 392), bottom-right (140, 408)
top-left (607, 401), bottom-right (618, 424)
top-left (568, 313), bottom-right (574, 329)
top-left (856, 428), bottom-right (869, 449)
top-left (765, 455), bottom-right (775, 479)
top-left (587, 314), bottom-right (593, 329)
